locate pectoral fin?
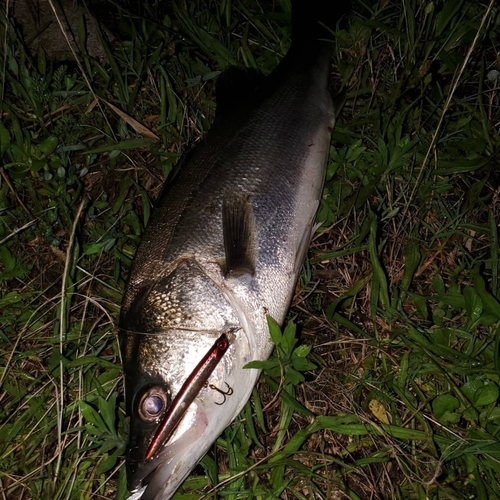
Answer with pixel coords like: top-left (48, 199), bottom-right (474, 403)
top-left (222, 195), bottom-right (256, 277)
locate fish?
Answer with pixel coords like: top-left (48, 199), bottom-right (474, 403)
top-left (119, 1), bottom-right (348, 498)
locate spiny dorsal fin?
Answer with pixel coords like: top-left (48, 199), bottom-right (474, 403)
top-left (222, 195), bottom-right (256, 278)
top-left (215, 67), bottom-right (265, 118)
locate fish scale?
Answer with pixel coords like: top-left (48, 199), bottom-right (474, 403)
top-left (120, 1), bottom-right (348, 499)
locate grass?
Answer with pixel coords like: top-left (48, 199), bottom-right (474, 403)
top-left (1, 0), bottom-right (500, 498)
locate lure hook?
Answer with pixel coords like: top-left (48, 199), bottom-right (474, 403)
top-left (209, 382), bottom-right (233, 405)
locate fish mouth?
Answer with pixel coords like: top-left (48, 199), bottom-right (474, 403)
top-left (127, 402), bottom-right (209, 500)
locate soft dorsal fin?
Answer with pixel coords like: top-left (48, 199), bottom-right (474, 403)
top-left (222, 195), bottom-right (256, 277)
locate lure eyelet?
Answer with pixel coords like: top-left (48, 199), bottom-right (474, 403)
top-left (138, 386), bottom-right (169, 422)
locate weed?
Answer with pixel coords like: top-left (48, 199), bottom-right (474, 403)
top-left (1, 0), bottom-right (500, 499)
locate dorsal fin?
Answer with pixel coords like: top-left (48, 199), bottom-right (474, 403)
top-left (215, 67), bottom-right (265, 117)
top-left (291, 0), bottom-right (350, 47)
top-left (222, 194), bottom-right (256, 277)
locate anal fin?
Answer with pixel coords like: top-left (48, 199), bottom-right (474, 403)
top-left (222, 195), bottom-right (256, 278)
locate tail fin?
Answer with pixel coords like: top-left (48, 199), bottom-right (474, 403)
top-left (291, 0), bottom-right (350, 46)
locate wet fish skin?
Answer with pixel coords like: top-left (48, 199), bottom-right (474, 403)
top-left (119, 1), bottom-right (348, 499)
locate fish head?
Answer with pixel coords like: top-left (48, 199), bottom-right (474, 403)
top-left (120, 259), bottom-right (263, 500)
top-left (121, 328), bottom-right (260, 500)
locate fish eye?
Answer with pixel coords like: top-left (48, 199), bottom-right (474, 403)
top-left (137, 386), bottom-right (169, 422)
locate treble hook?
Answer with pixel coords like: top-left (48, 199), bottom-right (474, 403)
top-left (209, 382), bottom-right (233, 405)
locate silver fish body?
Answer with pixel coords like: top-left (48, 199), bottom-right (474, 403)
top-left (120, 2), bottom-right (346, 499)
